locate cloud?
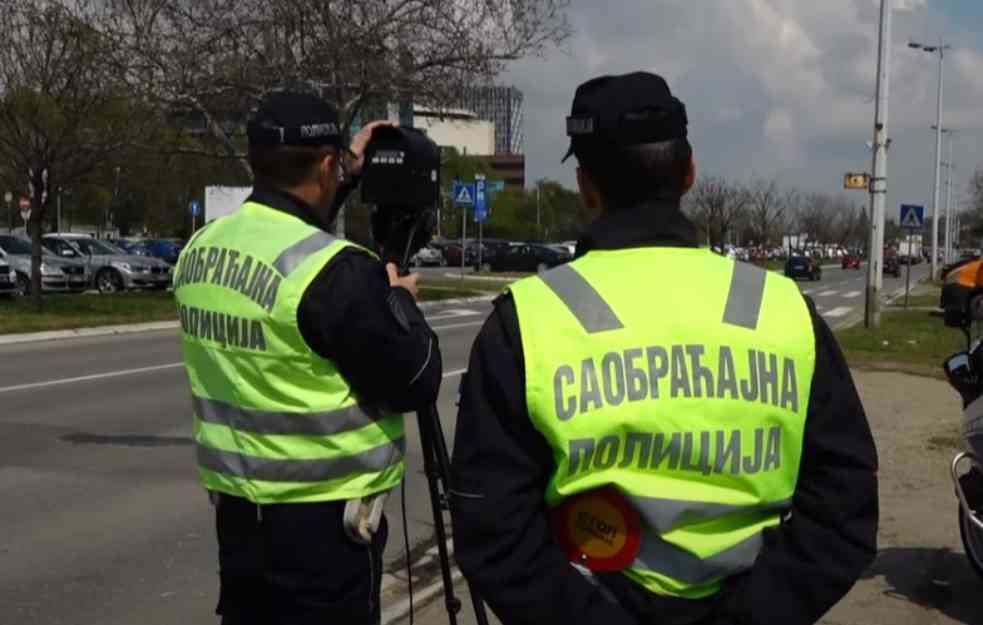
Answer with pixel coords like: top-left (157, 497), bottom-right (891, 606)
top-left (501, 0), bottom-right (983, 213)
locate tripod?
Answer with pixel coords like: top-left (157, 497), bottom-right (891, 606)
top-left (415, 403), bottom-right (491, 625)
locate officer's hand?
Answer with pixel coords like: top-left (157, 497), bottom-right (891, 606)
top-left (387, 263), bottom-right (420, 299)
top-left (348, 121), bottom-right (396, 176)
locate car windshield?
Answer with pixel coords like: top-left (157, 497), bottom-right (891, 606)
top-left (0, 235), bottom-right (33, 255)
top-left (75, 239), bottom-right (124, 255)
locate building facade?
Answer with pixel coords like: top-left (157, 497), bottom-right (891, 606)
top-left (456, 86), bottom-right (524, 155)
top-left (414, 107), bottom-right (495, 156)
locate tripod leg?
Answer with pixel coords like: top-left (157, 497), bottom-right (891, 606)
top-left (419, 405), bottom-right (493, 625)
top-left (417, 407), bottom-right (461, 625)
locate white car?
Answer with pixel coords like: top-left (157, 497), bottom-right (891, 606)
top-left (410, 245), bottom-right (445, 267)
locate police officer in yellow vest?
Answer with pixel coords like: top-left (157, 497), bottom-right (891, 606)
top-left (174, 92), bottom-right (441, 625)
top-left (451, 72), bottom-right (878, 625)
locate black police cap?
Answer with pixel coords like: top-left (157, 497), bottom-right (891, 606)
top-left (247, 91), bottom-right (343, 148)
top-left (562, 71), bottom-right (688, 163)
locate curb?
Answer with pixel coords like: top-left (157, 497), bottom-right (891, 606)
top-left (0, 298), bottom-right (496, 345)
top-left (418, 295), bottom-right (496, 309)
top-left (442, 272), bottom-right (520, 282)
top-left (0, 321), bottom-right (180, 346)
top-left (381, 569), bottom-right (464, 625)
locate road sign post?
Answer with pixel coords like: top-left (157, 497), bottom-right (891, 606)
top-left (899, 204), bottom-right (925, 310)
top-left (452, 181), bottom-right (475, 277)
top-left (18, 197), bottom-right (31, 229)
top-left (190, 200), bottom-right (201, 231)
top-left (475, 175), bottom-right (487, 271)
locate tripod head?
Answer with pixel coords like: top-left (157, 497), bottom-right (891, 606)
top-left (361, 126), bottom-right (441, 270)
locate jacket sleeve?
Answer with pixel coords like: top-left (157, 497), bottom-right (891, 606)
top-left (450, 295), bottom-right (639, 625)
top-left (720, 297), bottom-right (879, 625)
top-left (296, 248), bottom-right (441, 412)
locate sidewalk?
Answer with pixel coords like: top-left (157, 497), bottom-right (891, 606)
top-left (393, 580), bottom-right (501, 625)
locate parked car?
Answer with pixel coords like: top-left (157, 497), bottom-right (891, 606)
top-left (42, 233), bottom-right (173, 294)
top-left (0, 234), bottom-right (90, 295)
top-left (409, 245), bottom-right (445, 268)
top-left (139, 239), bottom-right (185, 265)
top-left (487, 243), bottom-right (569, 273)
top-left (883, 256), bottom-right (901, 278)
top-left (841, 254), bottom-right (862, 270)
top-left (785, 256), bottom-right (822, 281)
top-left (473, 241), bottom-right (516, 272)
top-left (108, 238), bottom-right (148, 256)
top-left (0, 258), bottom-right (16, 297)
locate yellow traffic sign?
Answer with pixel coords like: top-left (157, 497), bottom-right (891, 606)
top-left (844, 173), bottom-right (870, 191)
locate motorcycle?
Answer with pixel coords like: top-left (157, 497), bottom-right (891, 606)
top-left (942, 294), bottom-right (983, 579)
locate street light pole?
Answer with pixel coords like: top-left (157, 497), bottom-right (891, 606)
top-left (945, 134), bottom-right (953, 263)
top-left (866, 0), bottom-right (892, 329)
top-left (910, 38), bottom-right (950, 278)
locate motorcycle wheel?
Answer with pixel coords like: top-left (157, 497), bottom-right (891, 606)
top-left (958, 504), bottom-right (983, 580)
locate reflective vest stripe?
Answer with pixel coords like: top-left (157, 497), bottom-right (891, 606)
top-left (634, 530), bottom-right (763, 585)
top-left (538, 264), bottom-right (624, 334)
top-left (272, 230), bottom-right (339, 276)
top-left (627, 495), bottom-right (792, 534)
top-left (193, 395), bottom-right (392, 437)
top-left (196, 437), bottom-right (405, 483)
top-left (722, 262), bottom-right (767, 330)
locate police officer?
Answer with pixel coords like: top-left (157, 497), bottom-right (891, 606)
top-left (451, 72), bottom-right (878, 625)
top-left (174, 91), bottom-right (441, 625)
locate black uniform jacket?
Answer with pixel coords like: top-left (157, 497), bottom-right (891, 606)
top-left (245, 184), bottom-right (441, 413)
top-left (450, 200), bottom-right (878, 625)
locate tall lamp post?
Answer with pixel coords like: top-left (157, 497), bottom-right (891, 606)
top-left (865, 0), bottom-right (893, 329)
top-left (909, 39), bottom-right (951, 278)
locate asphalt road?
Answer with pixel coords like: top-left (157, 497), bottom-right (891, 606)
top-left (799, 261), bottom-right (930, 328)
top-left (0, 261), bottom-right (928, 624)
top-left (0, 301), bottom-right (490, 625)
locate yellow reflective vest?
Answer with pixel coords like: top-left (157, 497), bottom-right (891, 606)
top-left (509, 248), bottom-right (816, 598)
top-left (174, 201), bottom-right (405, 505)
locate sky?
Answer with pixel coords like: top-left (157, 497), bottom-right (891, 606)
top-left (500, 0), bottom-right (983, 220)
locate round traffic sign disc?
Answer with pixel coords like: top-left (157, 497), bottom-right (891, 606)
top-left (552, 487), bottom-right (642, 572)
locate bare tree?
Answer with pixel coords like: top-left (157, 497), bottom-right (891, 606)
top-left (99, 0), bottom-right (572, 179)
top-left (748, 179), bottom-right (784, 247)
top-left (969, 167), bottom-right (983, 238)
top-left (687, 177), bottom-right (750, 252)
top-left (0, 1), bottom-right (153, 307)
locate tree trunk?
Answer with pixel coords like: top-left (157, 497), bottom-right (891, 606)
top-left (30, 195), bottom-right (44, 312)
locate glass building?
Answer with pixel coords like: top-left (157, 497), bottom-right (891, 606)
top-left (456, 86), bottom-right (524, 155)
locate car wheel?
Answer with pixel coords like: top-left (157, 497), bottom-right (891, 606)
top-left (15, 273), bottom-right (29, 296)
top-left (96, 269), bottom-right (123, 294)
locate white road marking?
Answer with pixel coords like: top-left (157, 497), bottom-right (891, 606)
top-left (803, 289), bottom-right (815, 295)
top-left (844, 291), bottom-right (863, 299)
top-left (817, 290), bottom-right (838, 297)
top-left (823, 307), bottom-right (854, 318)
top-left (0, 363), bottom-right (185, 394)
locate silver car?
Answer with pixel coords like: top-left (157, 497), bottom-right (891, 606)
top-left (0, 258), bottom-right (16, 297)
top-left (42, 234), bottom-right (173, 294)
top-left (0, 234), bottom-right (90, 295)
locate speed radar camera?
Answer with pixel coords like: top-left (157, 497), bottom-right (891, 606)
top-left (361, 126), bottom-right (441, 207)
top-left (360, 126), bottom-right (441, 267)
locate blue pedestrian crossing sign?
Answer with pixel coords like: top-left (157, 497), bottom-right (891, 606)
top-left (190, 200), bottom-right (201, 217)
top-left (453, 181), bottom-right (475, 206)
top-left (899, 204), bottom-right (924, 230)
